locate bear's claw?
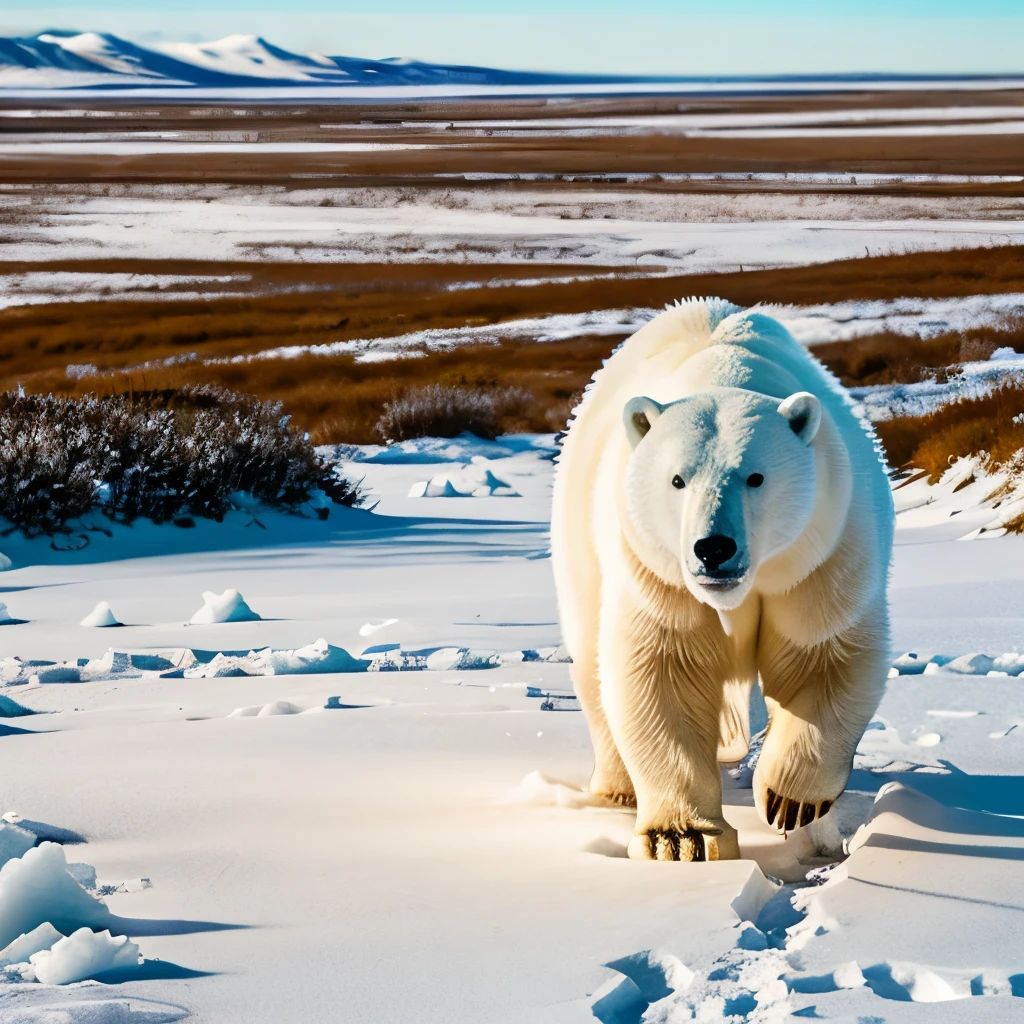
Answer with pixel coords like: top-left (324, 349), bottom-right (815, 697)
top-left (600, 791), bottom-right (638, 809)
top-left (628, 826), bottom-right (721, 862)
top-left (765, 787), bottom-right (834, 835)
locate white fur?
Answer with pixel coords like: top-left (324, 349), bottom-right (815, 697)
top-left (552, 299), bottom-right (893, 860)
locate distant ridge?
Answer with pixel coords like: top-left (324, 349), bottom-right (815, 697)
top-left (0, 31), bottom-right (1020, 94)
top-left (0, 31), bottom-right (653, 89)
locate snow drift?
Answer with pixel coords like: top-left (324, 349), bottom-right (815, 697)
top-left (80, 601), bottom-right (121, 628)
top-left (188, 589), bottom-right (260, 625)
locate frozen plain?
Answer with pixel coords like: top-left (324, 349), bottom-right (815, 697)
top-left (1, 437), bottom-right (1023, 1023)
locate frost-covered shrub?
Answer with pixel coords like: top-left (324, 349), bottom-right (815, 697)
top-left (0, 395), bottom-right (96, 536)
top-left (376, 384), bottom-right (531, 442)
top-left (0, 387), bottom-right (363, 536)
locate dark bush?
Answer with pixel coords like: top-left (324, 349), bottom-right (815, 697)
top-left (376, 384), bottom-right (531, 442)
top-left (0, 386), bottom-right (362, 537)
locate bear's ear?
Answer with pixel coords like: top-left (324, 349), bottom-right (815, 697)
top-left (623, 396), bottom-right (664, 449)
top-left (777, 392), bottom-right (821, 444)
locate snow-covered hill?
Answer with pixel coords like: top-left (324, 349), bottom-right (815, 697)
top-left (2, 31), bottom-right (1023, 94)
top-left (0, 31), bottom-right (634, 90)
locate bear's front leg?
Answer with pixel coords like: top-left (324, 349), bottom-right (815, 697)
top-left (599, 601), bottom-right (739, 862)
top-left (754, 611), bottom-right (888, 834)
top-left (571, 646), bottom-right (636, 807)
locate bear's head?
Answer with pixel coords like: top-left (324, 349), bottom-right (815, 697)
top-left (621, 387), bottom-right (822, 611)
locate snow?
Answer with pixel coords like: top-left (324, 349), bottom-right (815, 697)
top-left (5, 186), bottom-right (1024, 272)
top-left (149, 35), bottom-right (345, 84)
top-left (408, 463), bottom-right (520, 498)
top-left (79, 602), bottom-right (121, 628)
top-left (30, 928), bottom-right (140, 986)
top-left (505, 770), bottom-right (610, 810)
top-left (187, 589), bottom-right (260, 625)
top-left (0, 271), bottom-right (250, 312)
top-left (423, 106), bottom-right (1024, 134)
top-left (776, 293), bottom-right (1024, 347)
top-left (1, 434), bottom-right (1023, 1021)
top-left (6, 75), bottom-right (1024, 100)
top-left (224, 310), bottom-right (647, 366)
top-left (34, 33), bottom-right (146, 78)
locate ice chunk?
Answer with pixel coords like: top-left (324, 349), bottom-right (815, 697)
top-left (0, 693), bottom-right (35, 718)
top-left (890, 651), bottom-right (948, 675)
top-left (993, 652), bottom-right (1024, 676)
top-left (188, 638), bottom-right (369, 678)
top-left (0, 921), bottom-right (64, 966)
top-left (0, 553), bottom-right (11, 572)
top-left (184, 651), bottom-right (255, 678)
top-left (359, 618), bottom-right (398, 637)
top-left (944, 652), bottom-right (995, 675)
top-left (730, 864), bottom-right (780, 922)
top-left (0, 602), bottom-right (25, 625)
top-left (0, 822), bottom-right (37, 869)
top-left (425, 647), bottom-right (501, 671)
top-left (989, 346), bottom-right (1018, 361)
top-left (31, 927), bottom-right (140, 985)
top-left (424, 647), bottom-right (463, 672)
top-left (80, 601), bottom-right (122, 628)
top-left (188, 589), bottom-right (260, 625)
top-left (67, 863), bottom-right (97, 889)
top-left (0, 843), bottom-right (110, 948)
top-left (891, 651), bottom-right (929, 674)
top-left (254, 637), bottom-right (368, 674)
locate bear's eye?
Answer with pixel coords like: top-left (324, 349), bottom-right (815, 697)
top-left (747, 473), bottom-right (764, 488)
top-left (671, 474), bottom-right (685, 490)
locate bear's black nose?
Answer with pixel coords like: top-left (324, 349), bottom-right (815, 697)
top-left (693, 535), bottom-right (737, 572)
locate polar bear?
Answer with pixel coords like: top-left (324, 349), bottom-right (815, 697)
top-left (551, 298), bottom-right (893, 861)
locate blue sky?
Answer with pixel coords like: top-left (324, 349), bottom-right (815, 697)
top-left (3, 2), bottom-right (1023, 74)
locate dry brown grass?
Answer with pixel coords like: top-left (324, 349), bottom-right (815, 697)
top-left (32, 335), bottom-right (619, 444)
top-left (810, 318), bottom-right (1023, 388)
top-left (874, 382), bottom-right (1024, 479)
top-left (5, 247), bottom-right (1024, 444)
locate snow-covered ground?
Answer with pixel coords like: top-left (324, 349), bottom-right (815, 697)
top-left (1, 435), bottom-right (1023, 1022)
top-left (3, 185), bottom-right (1024, 271)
